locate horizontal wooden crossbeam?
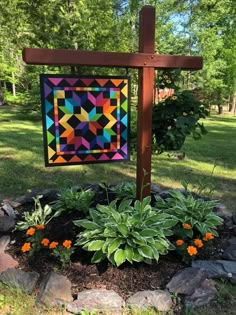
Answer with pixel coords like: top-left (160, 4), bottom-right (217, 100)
top-left (23, 48), bottom-right (203, 70)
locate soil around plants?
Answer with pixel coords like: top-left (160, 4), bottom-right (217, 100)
top-left (3, 188), bottom-right (234, 310)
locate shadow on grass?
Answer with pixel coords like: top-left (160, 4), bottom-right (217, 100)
top-left (0, 107), bottom-right (235, 209)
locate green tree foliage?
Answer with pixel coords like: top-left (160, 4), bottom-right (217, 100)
top-left (0, 0), bottom-right (235, 112)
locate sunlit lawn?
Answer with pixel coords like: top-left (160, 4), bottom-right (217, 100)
top-left (1, 105), bottom-right (236, 314)
top-left (0, 105), bottom-right (236, 212)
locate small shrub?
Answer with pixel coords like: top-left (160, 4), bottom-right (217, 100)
top-left (16, 195), bottom-right (56, 230)
top-left (21, 224), bottom-right (46, 256)
top-left (152, 70), bottom-right (208, 153)
top-left (155, 190), bottom-right (223, 263)
top-left (50, 240), bottom-right (74, 268)
top-left (74, 197), bottom-right (177, 267)
top-left (51, 187), bottom-right (95, 215)
top-left (20, 226), bottom-right (74, 267)
top-left (110, 182), bottom-right (136, 200)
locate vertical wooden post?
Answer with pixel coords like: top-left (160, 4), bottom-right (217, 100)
top-left (136, 6), bottom-right (155, 200)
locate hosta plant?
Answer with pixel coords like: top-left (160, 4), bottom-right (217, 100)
top-left (155, 190), bottom-right (223, 263)
top-left (74, 197), bottom-right (177, 267)
top-left (110, 182), bottom-right (136, 200)
top-left (154, 190), bottom-right (223, 238)
top-left (51, 187), bottom-right (95, 215)
top-left (16, 195), bottom-right (56, 231)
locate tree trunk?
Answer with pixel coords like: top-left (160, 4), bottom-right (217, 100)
top-left (229, 93), bottom-right (236, 114)
top-left (12, 72), bottom-right (16, 96)
top-left (218, 105), bottom-right (223, 114)
top-left (0, 81), bottom-right (4, 106)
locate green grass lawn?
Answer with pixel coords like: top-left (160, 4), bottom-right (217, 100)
top-left (0, 105), bottom-right (236, 314)
top-left (0, 105), bottom-right (235, 211)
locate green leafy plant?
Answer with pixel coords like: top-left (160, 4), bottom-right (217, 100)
top-left (50, 240), bottom-right (74, 268)
top-left (0, 294), bottom-right (5, 308)
top-left (80, 310), bottom-right (97, 315)
top-left (110, 182), bottom-right (136, 200)
top-left (181, 162), bottom-right (217, 198)
top-left (155, 190), bottom-right (223, 237)
top-left (51, 187), bottom-right (95, 215)
top-left (20, 225), bottom-right (46, 256)
top-left (74, 197), bottom-right (177, 267)
top-left (16, 195), bottom-right (56, 231)
top-left (155, 190), bottom-right (223, 263)
top-left (152, 70), bottom-right (208, 153)
top-left (99, 182), bottom-right (111, 204)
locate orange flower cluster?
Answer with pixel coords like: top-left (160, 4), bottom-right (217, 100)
top-left (176, 239), bottom-right (184, 246)
top-left (36, 224), bottom-right (45, 230)
top-left (41, 238), bottom-right (50, 246)
top-left (194, 239), bottom-right (203, 248)
top-left (203, 232), bottom-right (214, 241)
top-left (49, 241), bottom-right (59, 249)
top-left (187, 246), bottom-right (197, 256)
top-left (26, 227), bottom-right (36, 236)
top-left (183, 223), bottom-right (192, 230)
top-left (21, 242), bottom-right (31, 252)
top-left (63, 240), bottom-right (72, 249)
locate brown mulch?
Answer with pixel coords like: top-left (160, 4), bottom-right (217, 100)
top-left (3, 194), bottom-right (234, 311)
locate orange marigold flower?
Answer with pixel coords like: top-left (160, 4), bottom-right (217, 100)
top-left (26, 227), bottom-right (36, 236)
top-left (49, 241), bottom-right (58, 249)
top-left (41, 238), bottom-right (50, 246)
top-left (194, 239), bottom-right (203, 248)
top-left (183, 223), bottom-right (192, 230)
top-left (36, 224), bottom-right (45, 230)
top-left (187, 246), bottom-right (198, 256)
top-left (203, 237), bottom-right (208, 241)
top-left (205, 232), bottom-right (214, 240)
top-left (63, 240), bottom-right (72, 249)
top-left (176, 239), bottom-right (184, 246)
top-left (21, 242), bottom-right (31, 253)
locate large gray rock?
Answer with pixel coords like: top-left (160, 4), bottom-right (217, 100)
top-left (0, 268), bottom-right (39, 294)
top-left (126, 290), bottom-right (172, 312)
top-left (15, 189), bottom-right (59, 206)
top-left (0, 235), bottom-right (10, 253)
top-left (2, 203), bottom-right (16, 218)
top-left (166, 267), bottom-right (207, 295)
top-left (185, 279), bottom-right (217, 308)
top-left (2, 199), bottom-right (21, 209)
top-left (214, 204), bottom-right (232, 219)
top-left (0, 253), bottom-right (18, 272)
top-left (0, 216), bottom-right (15, 232)
top-left (67, 289), bottom-right (124, 315)
top-left (232, 214), bottom-right (236, 225)
top-left (222, 244), bottom-right (236, 261)
top-left (192, 260), bottom-right (236, 282)
top-left (226, 237), bottom-right (236, 246)
top-left (151, 184), bottom-right (162, 194)
top-left (37, 272), bottom-right (73, 307)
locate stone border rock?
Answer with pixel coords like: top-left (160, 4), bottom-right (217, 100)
top-left (0, 191), bottom-right (235, 313)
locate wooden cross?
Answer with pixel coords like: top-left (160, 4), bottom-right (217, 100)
top-left (23, 6), bottom-right (202, 200)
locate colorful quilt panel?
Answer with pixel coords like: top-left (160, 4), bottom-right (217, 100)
top-left (40, 75), bottom-right (130, 166)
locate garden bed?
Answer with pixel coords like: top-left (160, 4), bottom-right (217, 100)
top-left (2, 184), bottom-right (234, 313)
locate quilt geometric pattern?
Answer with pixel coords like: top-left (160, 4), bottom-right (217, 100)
top-left (40, 75), bottom-right (130, 166)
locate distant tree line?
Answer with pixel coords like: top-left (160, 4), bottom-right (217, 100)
top-left (0, 0), bottom-right (235, 113)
